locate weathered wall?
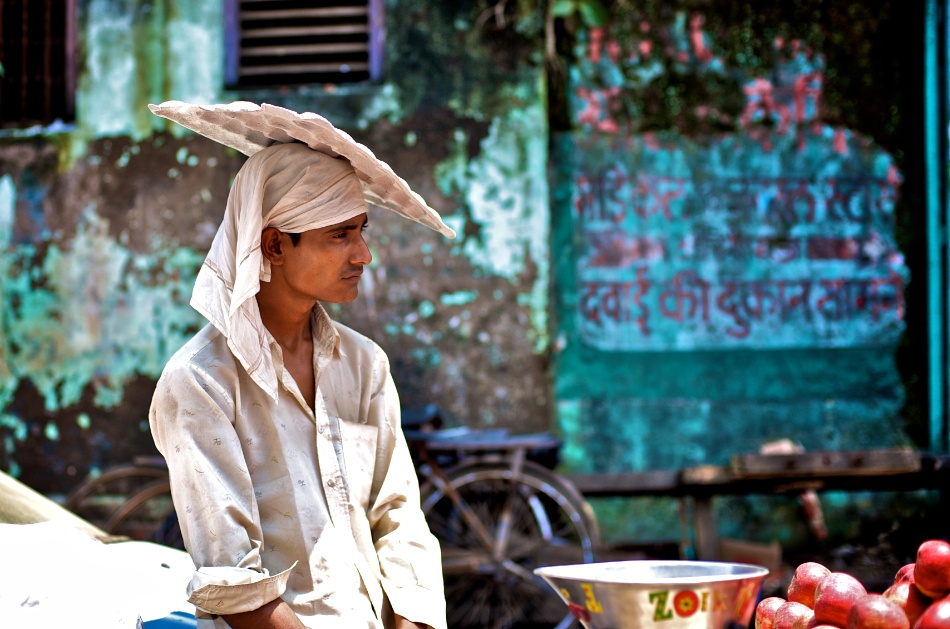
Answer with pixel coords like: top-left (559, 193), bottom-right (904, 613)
top-left (0, 0), bottom-right (552, 493)
top-left (0, 0), bottom-right (937, 554)
top-left (551, 1), bottom-right (931, 545)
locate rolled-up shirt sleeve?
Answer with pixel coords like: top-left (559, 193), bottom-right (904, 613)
top-left (150, 361), bottom-right (289, 616)
top-left (365, 353), bottom-right (447, 629)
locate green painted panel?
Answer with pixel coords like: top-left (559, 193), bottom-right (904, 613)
top-left (558, 392), bottom-right (909, 474)
top-left (552, 5), bottom-right (913, 479)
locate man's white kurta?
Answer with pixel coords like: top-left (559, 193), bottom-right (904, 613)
top-left (149, 305), bottom-right (446, 629)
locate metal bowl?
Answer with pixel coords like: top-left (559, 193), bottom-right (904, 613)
top-left (534, 560), bottom-right (769, 629)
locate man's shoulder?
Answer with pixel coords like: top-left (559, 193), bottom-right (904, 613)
top-left (161, 323), bottom-right (236, 378)
top-left (332, 319), bottom-right (385, 355)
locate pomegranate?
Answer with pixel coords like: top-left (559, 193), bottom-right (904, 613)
top-left (757, 596), bottom-right (789, 629)
top-left (915, 541), bottom-right (950, 599)
top-left (814, 572), bottom-right (868, 627)
top-left (883, 581), bottom-right (931, 627)
top-left (846, 593), bottom-right (909, 629)
top-left (913, 596), bottom-right (950, 629)
top-left (789, 562), bottom-right (832, 609)
top-left (895, 564), bottom-right (917, 585)
top-left (774, 601), bottom-right (816, 629)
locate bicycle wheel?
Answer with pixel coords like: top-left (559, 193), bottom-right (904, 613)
top-left (105, 478), bottom-right (177, 544)
top-left (420, 461), bottom-right (599, 629)
top-left (65, 464), bottom-right (171, 540)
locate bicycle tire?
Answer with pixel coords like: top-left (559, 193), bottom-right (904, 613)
top-left (104, 478), bottom-right (175, 539)
top-left (65, 465), bottom-right (169, 509)
top-left (420, 461), bottom-right (599, 629)
top-left (65, 464), bottom-right (172, 540)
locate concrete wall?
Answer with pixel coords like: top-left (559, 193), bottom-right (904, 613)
top-left (0, 0), bottom-right (551, 493)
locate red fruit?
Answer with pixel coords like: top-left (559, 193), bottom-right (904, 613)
top-left (757, 597), bottom-right (790, 629)
top-left (913, 596), bottom-right (950, 629)
top-left (774, 601), bottom-right (816, 629)
top-left (883, 581), bottom-right (931, 627)
top-left (895, 564), bottom-right (916, 584)
top-left (814, 572), bottom-right (868, 627)
top-left (914, 540), bottom-right (950, 599)
top-left (789, 562), bottom-right (832, 609)
top-left (846, 593), bottom-right (909, 629)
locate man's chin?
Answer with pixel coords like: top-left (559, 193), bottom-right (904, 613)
top-left (323, 290), bottom-right (360, 305)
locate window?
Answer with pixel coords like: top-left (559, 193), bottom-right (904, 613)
top-left (225, 0), bottom-right (384, 88)
top-left (0, 0), bottom-right (75, 128)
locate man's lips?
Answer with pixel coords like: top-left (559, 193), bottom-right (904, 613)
top-left (343, 270), bottom-right (363, 280)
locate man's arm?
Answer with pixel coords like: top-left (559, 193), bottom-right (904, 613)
top-left (224, 600), bottom-right (424, 628)
top-left (150, 364), bottom-right (295, 623)
top-left (222, 598), bottom-right (307, 629)
top-left (393, 613), bottom-right (429, 628)
top-left (363, 358), bottom-right (446, 629)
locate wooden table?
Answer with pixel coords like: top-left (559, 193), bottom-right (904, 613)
top-left (564, 449), bottom-right (950, 561)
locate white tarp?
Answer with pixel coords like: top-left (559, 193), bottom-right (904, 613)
top-left (0, 520), bottom-right (195, 628)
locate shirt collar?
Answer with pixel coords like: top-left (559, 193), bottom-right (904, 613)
top-left (262, 303), bottom-right (343, 381)
top-left (311, 303), bottom-right (343, 360)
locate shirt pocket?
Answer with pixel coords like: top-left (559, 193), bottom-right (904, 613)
top-left (338, 420), bottom-right (379, 509)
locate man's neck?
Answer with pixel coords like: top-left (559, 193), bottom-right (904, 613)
top-left (256, 289), bottom-right (314, 352)
top-left (256, 291), bottom-right (318, 410)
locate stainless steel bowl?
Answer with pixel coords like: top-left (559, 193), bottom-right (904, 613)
top-left (534, 560), bottom-right (769, 629)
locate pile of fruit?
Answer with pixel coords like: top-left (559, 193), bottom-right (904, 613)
top-left (756, 540), bottom-right (950, 629)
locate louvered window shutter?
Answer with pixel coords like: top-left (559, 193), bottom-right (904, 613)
top-left (225, 0), bottom-right (383, 88)
top-left (0, 0), bottom-right (76, 128)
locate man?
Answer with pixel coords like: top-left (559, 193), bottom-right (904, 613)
top-left (148, 102), bottom-right (455, 629)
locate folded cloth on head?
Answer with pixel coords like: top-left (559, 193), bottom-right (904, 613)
top-left (148, 100), bottom-right (456, 238)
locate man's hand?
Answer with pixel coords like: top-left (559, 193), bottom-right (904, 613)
top-left (222, 597), bottom-right (307, 629)
top-left (393, 613), bottom-right (428, 628)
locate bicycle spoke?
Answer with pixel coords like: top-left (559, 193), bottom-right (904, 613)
top-left (421, 463), bottom-right (598, 629)
top-left (431, 482), bottom-right (516, 555)
top-left (440, 483), bottom-right (500, 552)
top-left (501, 557), bottom-right (548, 589)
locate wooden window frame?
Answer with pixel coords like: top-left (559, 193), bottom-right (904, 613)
top-left (224, 0), bottom-right (384, 89)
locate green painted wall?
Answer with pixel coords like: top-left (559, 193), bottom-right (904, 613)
top-left (0, 0), bottom-right (552, 491)
top-left (551, 2), bottom-right (934, 548)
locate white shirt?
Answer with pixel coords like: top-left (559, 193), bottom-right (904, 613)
top-left (149, 305), bottom-right (446, 629)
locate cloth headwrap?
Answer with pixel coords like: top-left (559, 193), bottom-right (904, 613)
top-left (191, 143), bottom-right (368, 400)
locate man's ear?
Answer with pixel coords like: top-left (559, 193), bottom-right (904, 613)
top-left (260, 227), bottom-right (285, 265)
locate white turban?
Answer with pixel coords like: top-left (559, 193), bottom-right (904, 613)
top-left (191, 143), bottom-right (368, 400)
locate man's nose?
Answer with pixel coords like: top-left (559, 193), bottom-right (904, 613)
top-left (354, 233), bottom-right (372, 265)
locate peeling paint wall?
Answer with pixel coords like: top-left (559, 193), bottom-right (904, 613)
top-left (0, 0), bottom-right (551, 492)
top-left (74, 0), bottom-right (223, 145)
top-left (0, 136), bottom-right (243, 483)
top-left (0, 0), bottom-right (934, 554)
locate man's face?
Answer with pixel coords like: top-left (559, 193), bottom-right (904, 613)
top-left (281, 213), bottom-right (372, 304)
